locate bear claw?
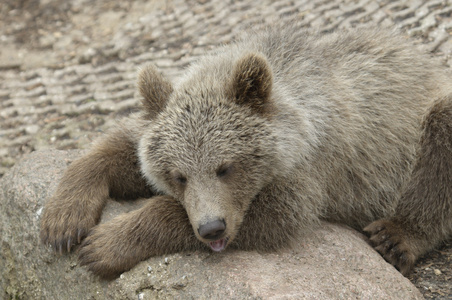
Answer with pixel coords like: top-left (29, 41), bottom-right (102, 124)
top-left (40, 204), bottom-right (97, 254)
top-left (364, 219), bottom-right (417, 276)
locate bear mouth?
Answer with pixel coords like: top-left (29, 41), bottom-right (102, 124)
top-left (209, 237), bottom-right (228, 252)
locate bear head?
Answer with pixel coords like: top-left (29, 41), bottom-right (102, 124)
top-left (138, 53), bottom-right (278, 251)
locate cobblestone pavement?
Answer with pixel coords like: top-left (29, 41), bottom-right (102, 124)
top-left (1, 0), bottom-right (451, 298)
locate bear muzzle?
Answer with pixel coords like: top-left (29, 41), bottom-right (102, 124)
top-left (197, 219), bottom-right (228, 252)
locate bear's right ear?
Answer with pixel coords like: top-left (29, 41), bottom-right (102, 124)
top-left (138, 64), bottom-right (173, 119)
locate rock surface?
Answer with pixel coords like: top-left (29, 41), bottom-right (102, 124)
top-left (0, 150), bottom-right (423, 299)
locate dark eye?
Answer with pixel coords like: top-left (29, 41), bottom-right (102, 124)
top-left (175, 175), bottom-right (187, 185)
top-left (216, 163), bottom-right (233, 178)
top-left (171, 171), bottom-right (187, 185)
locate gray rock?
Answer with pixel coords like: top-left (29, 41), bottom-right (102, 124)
top-left (0, 150), bottom-right (423, 299)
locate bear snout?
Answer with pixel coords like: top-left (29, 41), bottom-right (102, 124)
top-left (197, 219), bottom-right (226, 241)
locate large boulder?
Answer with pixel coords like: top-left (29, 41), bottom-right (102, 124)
top-left (0, 150), bottom-right (423, 299)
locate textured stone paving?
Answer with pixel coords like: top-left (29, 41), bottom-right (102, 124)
top-left (1, 0), bottom-right (451, 298)
top-left (1, 0), bottom-right (452, 177)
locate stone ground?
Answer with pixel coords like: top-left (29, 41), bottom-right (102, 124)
top-left (0, 0), bottom-right (451, 298)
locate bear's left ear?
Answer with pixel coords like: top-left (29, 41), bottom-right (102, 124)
top-left (231, 53), bottom-right (274, 116)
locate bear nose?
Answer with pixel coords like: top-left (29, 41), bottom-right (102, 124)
top-left (198, 219), bottom-right (226, 240)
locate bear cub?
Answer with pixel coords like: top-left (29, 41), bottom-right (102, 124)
top-left (40, 25), bottom-right (452, 279)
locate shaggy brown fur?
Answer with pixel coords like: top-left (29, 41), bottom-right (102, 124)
top-left (40, 24), bottom-right (452, 279)
top-left (364, 95), bottom-right (452, 275)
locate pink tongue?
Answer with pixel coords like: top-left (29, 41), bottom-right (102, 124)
top-left (209, 238), bottom-right (226, 252)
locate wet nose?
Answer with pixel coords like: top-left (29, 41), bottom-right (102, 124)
top-left (198, 219), bottom-right (226, 240)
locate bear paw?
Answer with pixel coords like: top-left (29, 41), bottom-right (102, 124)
top-left (78, 219), bottom-right (146, 279)
top-left (363, 219), bottom-right (417, 276)
top-left (40, 201), bottom-right (97, 254)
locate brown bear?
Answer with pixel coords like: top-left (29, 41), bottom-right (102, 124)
top-left (40, 24), bottom-right (452, 279)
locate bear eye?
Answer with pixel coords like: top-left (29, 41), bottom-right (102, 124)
top-left (171, 171), bottom-right (187, 186)
top-left (175, 175), bottom-right (187, 185)
top-left (216, 163), bottom-right (233, 178)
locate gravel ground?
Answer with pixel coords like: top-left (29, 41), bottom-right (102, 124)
top-left (1, 0), bottom-right (451, 298)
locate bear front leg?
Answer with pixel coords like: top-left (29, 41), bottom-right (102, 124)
top-left (40, 153), bottom-right (111, 254)
top-left (78, 195), bottom-right (203, 279)
top-left (40, 126), bottom-right (152, 254)
top-left (364, 95), bottom-right (452, 275)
